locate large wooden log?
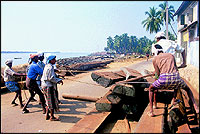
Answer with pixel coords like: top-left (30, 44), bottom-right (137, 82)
top-left (91, 71), bottom-right (125, 87)
top-left (111, 84), bottom-right (136, 97)
top-left (91, 68), bottom-right (143, 87)
top-left (62, 94), bottom-right (99, 102)
top-left (95, 91), bottom-right (112, 112)
top-left (106, 93), bottom-right (122, 104)
top-left (65, 60), bottom-right (113, 71)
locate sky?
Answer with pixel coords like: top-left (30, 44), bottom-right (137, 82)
top-left (1, 1), bottom-right (183, 53)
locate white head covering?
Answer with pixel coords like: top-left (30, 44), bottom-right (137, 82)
top-left (37, 51), bottom-right (44, 57)
top-left (151, 44), bottom-right (163, 56)
top-left (155, 31), bottom-right (166, 39)
top-left (5, 59), bottom-right (13, 65)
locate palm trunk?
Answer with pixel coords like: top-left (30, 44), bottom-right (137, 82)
top-left (169, 23), bottom-right (177, 38)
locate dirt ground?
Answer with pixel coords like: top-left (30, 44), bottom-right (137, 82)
top-left (1, 57), bottom-right (199, 133)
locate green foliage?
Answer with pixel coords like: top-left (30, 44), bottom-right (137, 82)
top-left (105, 33), bottom-right (153, 55)
top-left (142, 2), bottom-right (177, 38)
top-left (141, 7), bottom-right (163, 34)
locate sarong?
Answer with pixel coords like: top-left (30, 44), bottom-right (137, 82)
top-left (43, 86), bottom-right (59, 111)
top-left (152, 72), bottom-right (187, 90)
top-left (5, 81), bottom-right (19, 92)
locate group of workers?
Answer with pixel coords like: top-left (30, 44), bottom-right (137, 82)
top-left (3, 31), bottom-right (199, 122)
top-left (4, 52), bottom-right (63, 121)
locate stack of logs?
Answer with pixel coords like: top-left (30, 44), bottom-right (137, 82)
top-left (57, 60), bottom-right (114, 76)
top-left (91, 67), bottom-right (153, 115)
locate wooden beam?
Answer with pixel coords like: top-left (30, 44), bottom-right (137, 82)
top-left (133, 103), bottom-right (165, 133)
top-left (67, 108), bottom-right (111, 133)
top-left (62, 94), bottom-right (99, 102)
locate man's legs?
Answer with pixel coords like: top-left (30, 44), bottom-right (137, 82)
top-left (11, 92), bottom-right (19, 105)
top-left (148, 85), bottom-right (155, 117)
top-left (22, 89), bottom-right (35, 113)
top-left (34, 87), bottom-right (46, 114)
top-left (16, 89), bottom-right (24, 108)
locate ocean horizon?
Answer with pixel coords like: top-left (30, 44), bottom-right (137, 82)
top-left (1, 51), bottom-right (90, 67)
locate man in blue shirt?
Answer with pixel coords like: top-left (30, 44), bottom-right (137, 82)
top-left (22, 54), bottom-right (46, 114)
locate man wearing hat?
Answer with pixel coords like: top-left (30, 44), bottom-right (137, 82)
top-left (41, 55), bottom-right (63, 121)
top-left (4, 59), bottom-right (26, 108)
top-left (152, 31), bottom-right (187, 69)
top-left (22, 54), bottom-right (46, 114)
top-left (36, 52), bottom-right (45, 89)
top-left (148, 44), bottom-right (198, 117)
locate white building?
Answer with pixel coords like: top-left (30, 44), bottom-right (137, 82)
top-left (174, 1), bottom-right (199, 68)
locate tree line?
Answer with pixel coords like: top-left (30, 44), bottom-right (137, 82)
top-left (104, 2), bottom-right (177, 55)
top-left (104, 33), bottom-right (154, 55)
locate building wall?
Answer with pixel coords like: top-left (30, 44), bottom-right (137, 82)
top-left (187, 41), bottom-right (199, 68)
top-left (176, 1), bottom-right (199, 68)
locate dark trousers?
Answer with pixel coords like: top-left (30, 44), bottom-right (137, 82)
top-left (23, 78), bottom-right (46, 111)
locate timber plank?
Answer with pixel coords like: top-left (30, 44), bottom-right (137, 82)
top-left (133, 103), bottom-right (165, 133)
top-left (67, 108), bottom-right (111, 133)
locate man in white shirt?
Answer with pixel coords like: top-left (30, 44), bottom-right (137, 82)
top-left (152, 32), bottom-right (187, 69)
top-left (41, 55), bottom-right (63, 121)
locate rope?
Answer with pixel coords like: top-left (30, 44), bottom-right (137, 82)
top-left (66, 77), bottom-right (102, 87)
top-left (19, 76), bottom-right (28, 101)
top-left (118, 81), bottom-right (153, 84)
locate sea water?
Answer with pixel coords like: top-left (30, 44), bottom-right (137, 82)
top-left (1, 52), bottom-right (90, 67)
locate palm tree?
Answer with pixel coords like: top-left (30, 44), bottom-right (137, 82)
top-left (142, 7), bottom-right (163, 34)
top-left (159, 2), bottom-right (177, 37)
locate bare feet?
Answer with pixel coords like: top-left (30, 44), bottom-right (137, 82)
top-left (20, 104), bottom-right (24, 108)
top-left (46, 114), bottom-right (50, 120)
top-left (50, 117), bottom-right (60, 121)
top-left (147, 111), bottom-right (155, 117)
top-left (11, 102), bottom-right (18, 106)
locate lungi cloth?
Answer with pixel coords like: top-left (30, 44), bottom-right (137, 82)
top-left (5, 81), bottom-right (19, 92)
top-left (43, 86), bottom-right (59, 111)
top-left (152, 72), bottom-right (187, 90)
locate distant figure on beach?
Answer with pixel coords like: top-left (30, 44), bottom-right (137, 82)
top-left (41, 55), bottom-right (63, 121)
top-left (4, 59), bottom-right (26, 108)
top-left (146, 53), bottom-right (149, 61)
top-left (22, 54), bottom-right (46, 114)
top-left (148, 45), bottom-right (199, 117)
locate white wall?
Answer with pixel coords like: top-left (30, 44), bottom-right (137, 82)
top-left (187, 41), bottom-right (199, 68)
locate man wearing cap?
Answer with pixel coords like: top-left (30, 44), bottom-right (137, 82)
top-left (152, 31), bottom-right (187, 69)
top-left (22, 54), bottom-right (46, 114)
top-left (148, 46), bottom-right (198, 117)
top-left (36, 52), bottom-right (45, 89)
top-left (4, 59), bottom-right (26, 108)
top-left (41, 55), bottom-right (63, 121)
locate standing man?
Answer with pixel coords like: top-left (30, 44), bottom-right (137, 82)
top-left (22, 54), bottom-right (46, 114)
top-left (4, 59), bottom-right (26, 108)
top-left (148, 47), bottom-right (198, 117)
top-left (36, 51), bottom-right (45, 90)
top-left (152, 31), bottom-right (187, 69)
top-left (41, 55), bottom-right (63, 121)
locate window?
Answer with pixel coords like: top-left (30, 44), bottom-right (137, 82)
top-left (181, 15), bottom-right (185, 25)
